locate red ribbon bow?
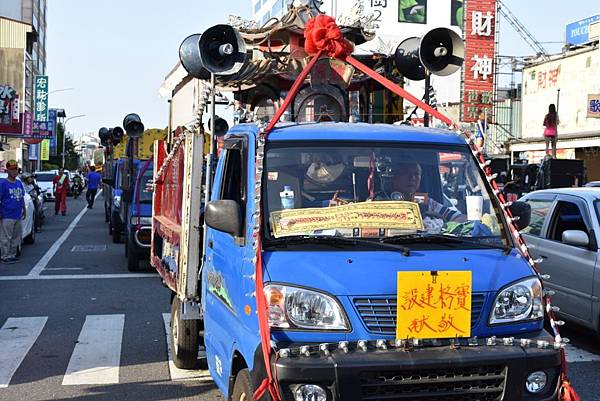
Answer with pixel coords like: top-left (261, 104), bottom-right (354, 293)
top-left (304, 14), bottom-right (353, 59)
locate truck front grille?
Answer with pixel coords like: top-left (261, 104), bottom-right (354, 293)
top-left (359, 365), bottom-right (506, 401)
top-left (353, 294), bottom-right (486, 334)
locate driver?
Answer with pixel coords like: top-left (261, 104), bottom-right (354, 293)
top-left (388, 159), bottom-right (466, 223)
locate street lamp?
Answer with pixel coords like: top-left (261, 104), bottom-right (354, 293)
top-left (49, 87), bottom-right (75, 95)
top-left (62, 114), bottom-right (85, 168)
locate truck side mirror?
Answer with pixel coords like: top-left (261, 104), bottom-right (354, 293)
top-left (122, 189), bottom-right (133, 203)
top-left (508, 201), bottom-right (531, 231)
top-left (103, 178), bottom-right (114, 187)
top-left (562, 230), bottom-right (590, 247)
top-left (205, 200), bottom-right (242, 237)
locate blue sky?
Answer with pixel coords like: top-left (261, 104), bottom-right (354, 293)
top-left (47, 0), bottom-right (599, 136)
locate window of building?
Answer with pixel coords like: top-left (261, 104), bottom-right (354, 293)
top-left (254, 0), bottom-right (261, 13)
top-left (272, 0), bottom-right (283, 17)
top-left (261, 11), bottom-right (271, 26)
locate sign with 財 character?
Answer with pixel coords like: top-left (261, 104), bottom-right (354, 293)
top-left (396, 270), bottom-right (472, 339)
top-left (588, 94), bottom-right (600, 118)
top-left (461, 0), bottom-right (497, 123)
top-left (34, 75), bottom-right (49, 122)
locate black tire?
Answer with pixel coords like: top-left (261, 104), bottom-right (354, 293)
top-left (24, 226), bottom-right (35, 244)
top-left (127, 238), bottom-right (140, 271)
top-left (112, 227), bottom-right (121, 243)
top-left (170, 297), bottom-right (200, 369)
top-left (231, 369), bottom-right (254, 401)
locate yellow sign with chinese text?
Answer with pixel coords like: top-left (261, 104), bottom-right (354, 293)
top-left (270, 201), bottom-right (424, 238)
top-left (396, 271), bottom-right (472, 340)
top-left (40, 139), bottom-right (50, 161)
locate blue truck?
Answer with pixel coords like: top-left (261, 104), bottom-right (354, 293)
top-left (124, 160), bottom-right (153, 271)
top-left (153, 122), bottom-right (563, 401)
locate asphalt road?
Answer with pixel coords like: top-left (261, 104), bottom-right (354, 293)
top-left (0, 194), bottom-right (222, 401)
top-left (0, 193), bottom-right (599, 400)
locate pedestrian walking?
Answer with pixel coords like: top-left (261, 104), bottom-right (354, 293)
top-left (53, 168), bottom-right (69, 216)
top-left (543, 103), bottom-right (559, 158)
top-left (86, 165), bottom-right (101, 208)
top-left (0, 160), bottom-right (26, 264)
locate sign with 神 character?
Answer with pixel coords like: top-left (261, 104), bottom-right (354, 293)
top-left (270, 201), bottom-right (424, 238)
top-left (396, 270), bottom-right (472, 339)
top-left (462, 0), bottom-right (497, 123)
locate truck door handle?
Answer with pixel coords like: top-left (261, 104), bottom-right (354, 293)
top-left (208, 240), bottom-right (213, 249)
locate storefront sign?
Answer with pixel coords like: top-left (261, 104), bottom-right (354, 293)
top-left (34, 75), bottom-right (49, 122)
top-left (28, 143), bottom-right (39, 161)
top-left (396, 271), bottom-right (472, 339)
top-left (461, 0), bottom-right (497, 123)
top-left (40, 139), bottom-right (50, 161)
top-left (0, 84), bottom-right (18, 125)
top-left (588, 94), bottom-right (600, 118)
top-left (48, 109), bottom-right (58, 156)
top-left (523, 148), bottom-right (575, 164)
top-left (565, 15), bottom-right (600, 46)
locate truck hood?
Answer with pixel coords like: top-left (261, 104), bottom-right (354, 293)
top-left (263, 248), bottom-right (534, 296)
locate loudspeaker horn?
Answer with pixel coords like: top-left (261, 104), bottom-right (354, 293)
top-left (393, 27), bottom-right (464, 80)
top-left (208, 116), bottom-right (229, 137)
top-left (179, 34), bottom-right (211, 80)
top-left (123, 113), bottom-right (145, 138)
top-left (198, 24), bottom-right (247, 75)
top-left (393, 37), bottom-right (427, 81)
top-left (98, 127), bottom-right (110, 145)
top-left (419, 27), bottom-right (464, 76)
top-left (112, 126), bottom-right (124, 141)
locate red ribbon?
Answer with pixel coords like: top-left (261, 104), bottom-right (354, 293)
top-left (304, 14), bottom-right (353, 59)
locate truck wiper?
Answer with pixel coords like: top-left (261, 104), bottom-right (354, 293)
top-left (381, 234), bottom-right (507, 251)
top-left (264, 235), bottom-right (411, 256)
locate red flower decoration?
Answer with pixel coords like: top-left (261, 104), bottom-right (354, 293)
top-left (304, 14), bottom-right (353, 59)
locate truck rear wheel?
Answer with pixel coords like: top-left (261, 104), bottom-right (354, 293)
top-left (127, 238), bottom-right (140, 271)
top-left (170, 297), bottom-right (200, 369)
top-left (232, 369), bottom-right (254, 401)
top-left (112, 223), bottom-right (121, 243)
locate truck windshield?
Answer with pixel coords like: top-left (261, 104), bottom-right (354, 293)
top-left (137, 169), bottom-right (153, 203)
top-left (263, 142), bottom-right (508, 248)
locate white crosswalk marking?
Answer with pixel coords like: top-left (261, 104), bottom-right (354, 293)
top-left (161, 313), bottom-right (211, 381)
top-left (0, 317), bottom-right (48, 388)
top-left (62, 314), bottom-right (125, 385)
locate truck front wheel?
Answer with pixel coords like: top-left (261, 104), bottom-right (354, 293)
top-left (170, 297), bottom-right (200, 369)
top-left (231, 369), bottom-right (254, 401)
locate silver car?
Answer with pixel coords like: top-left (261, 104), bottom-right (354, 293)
top-left (520, 188), bottom-right (600, 337)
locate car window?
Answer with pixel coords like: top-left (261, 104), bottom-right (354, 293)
top-left (521, 199), bottom-right (553, 237)
top-left (548, 200), bottom-right (589, 243)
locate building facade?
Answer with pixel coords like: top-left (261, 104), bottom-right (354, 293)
top-left (0, 0), bottom-right (48, 170)
top-left (510, 43), bottom-right (600, 178)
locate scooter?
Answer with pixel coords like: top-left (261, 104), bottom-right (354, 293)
top-left (73, 182), bottom-right (83, 199)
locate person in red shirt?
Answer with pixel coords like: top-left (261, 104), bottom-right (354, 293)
top-left (52, 168), bottom-right (69, 216)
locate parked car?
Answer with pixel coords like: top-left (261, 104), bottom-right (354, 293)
top-left (0, 173), bottom-right (36, 248)
top-left (584, 181), bottom-right (600, 188)
top-left (520, 187), bottom-right (600, 337)
top-left (34, 171), bottom-right (56, 201)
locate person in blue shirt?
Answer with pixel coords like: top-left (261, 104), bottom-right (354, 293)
top-left (0, 160), bottom-right (26, 264)
top-left (86, 165), bottom-right (102, 209)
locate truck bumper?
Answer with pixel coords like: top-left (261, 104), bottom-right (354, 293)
top-left (273, 331), bottom-right (561, 401)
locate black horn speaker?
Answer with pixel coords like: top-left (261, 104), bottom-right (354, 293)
top-left (198, 24), bottom-right (247, 76)
top-left (394, 28), bottom-right (464, 80)
top-left (98, 127), bottom-right (110, 146)
top-left (419, 28), bottom-right (464, 76)
top-left (208, 116), bottom-right (229, 137)
top-left (179, 34), bottom-right (211, 80)
top-left (123, 113), bottom-right (145, 138)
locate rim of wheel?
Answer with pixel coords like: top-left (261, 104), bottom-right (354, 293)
top-left (172, 309), bottom-right (179, 355)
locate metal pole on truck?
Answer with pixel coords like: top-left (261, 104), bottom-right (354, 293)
top-left (201, 73), bottom-right (217, 265)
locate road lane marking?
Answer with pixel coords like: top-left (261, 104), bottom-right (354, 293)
top-left (62, 314), bottom-right (125, 385)
top-left (161, 313), bottom-right (211, 381)
top-left (27, 196), bottom-right (97, 277)
top-left (0, 273), bottom-right (156, 281)
top-left (0, 317), bottom-right (48, 388)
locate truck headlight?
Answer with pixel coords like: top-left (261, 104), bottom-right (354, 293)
top-left (490, 277), bottom-right (544, 324)
top-left (264, 285), bottom-right (349, 330)
top-left (113, 195), bottom-right (121, 209)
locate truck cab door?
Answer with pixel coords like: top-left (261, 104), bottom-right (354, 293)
top-left (203, 135), bottom-right (253, 389)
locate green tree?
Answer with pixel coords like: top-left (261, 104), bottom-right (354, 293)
top-left (44, 122), bottom-right (79, 171)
